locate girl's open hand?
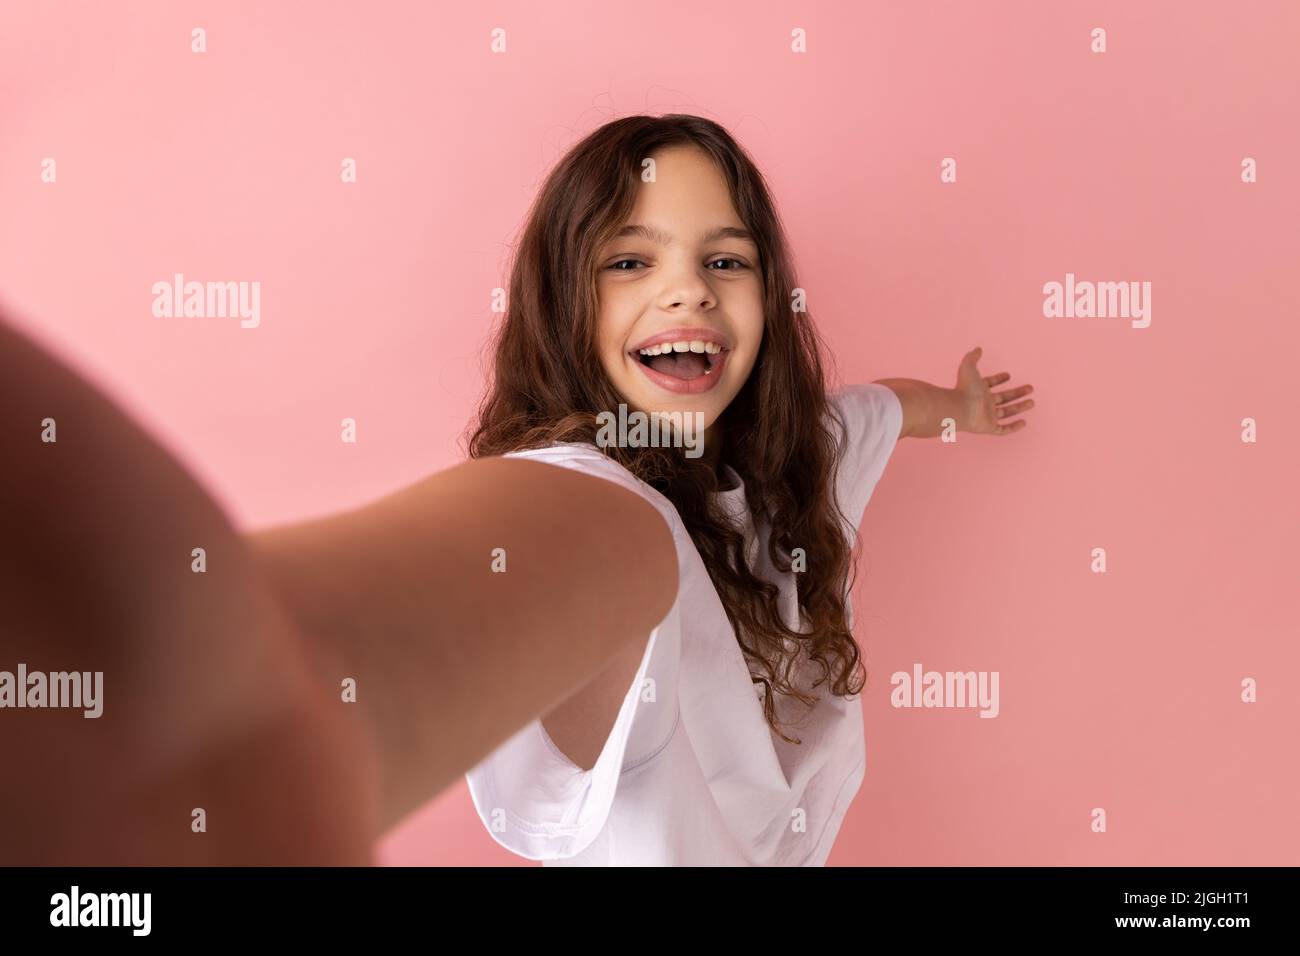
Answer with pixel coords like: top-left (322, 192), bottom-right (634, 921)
top-left (957, 346), bottom-right (1034, 435)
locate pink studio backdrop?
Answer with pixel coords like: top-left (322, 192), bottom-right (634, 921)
top-left (2, 1), bottom-right (1296, 866)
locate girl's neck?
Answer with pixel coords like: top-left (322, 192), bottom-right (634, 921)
top-left (701, 422), bottom-right (727, 485)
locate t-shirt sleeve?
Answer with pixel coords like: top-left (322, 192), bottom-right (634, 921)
top-left (463, 444), bottom-right (684, 861)
top-left (827, 383), bottom-right (905, 536)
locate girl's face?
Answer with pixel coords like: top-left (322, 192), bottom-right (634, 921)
top-left (594, 145), bottom-right (764, 440)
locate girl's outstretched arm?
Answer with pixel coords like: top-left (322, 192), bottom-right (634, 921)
top-left (0, 307), bottom-right (676, 863)
top-left (874, 346), bottom-right (1036, 439)
top-left (247, 456), bottom-right (678, 835)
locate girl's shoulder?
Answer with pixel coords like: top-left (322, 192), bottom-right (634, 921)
top-left (503, 442), bottom-right (687, 539)
top-left (822, 383), bottom-right (905, 529)
top-left (825, 382), bottom-right (903, 435)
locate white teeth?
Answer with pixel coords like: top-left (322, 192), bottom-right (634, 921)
top-left (637, 339), bottom-right (727, 356)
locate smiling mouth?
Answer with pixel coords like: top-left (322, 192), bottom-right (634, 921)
top-left (634, 346), bottom-right (723, 381)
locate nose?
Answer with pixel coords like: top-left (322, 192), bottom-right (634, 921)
top-left (658, 263), bottom-right (717, 314)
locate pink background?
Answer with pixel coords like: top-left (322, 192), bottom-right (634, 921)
top-left (2, 1), bottom-right (1296, 865)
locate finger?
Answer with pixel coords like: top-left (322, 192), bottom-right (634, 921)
top-left (997, 399), bottom-right (1035, 418)
top-left (996, 418), bottom-right (1028, 436)
top-left (983, 372), bottom-right (1010, 388)
top-left (994, 384), bottom-right (1033, 404)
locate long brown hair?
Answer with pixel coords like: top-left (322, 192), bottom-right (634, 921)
top-left (467, 114), bottom-right (865, 743)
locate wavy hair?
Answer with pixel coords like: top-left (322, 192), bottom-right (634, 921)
top-left (467, 114), bottom-right (864, 743)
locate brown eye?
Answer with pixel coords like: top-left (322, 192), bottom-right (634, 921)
top-left (708, 258), bottom-right (747, 271)
top-left (608, 259), bottom-right (645, 271)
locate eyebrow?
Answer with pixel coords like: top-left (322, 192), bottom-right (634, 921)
top-left (612, 223), bottom-right (757, 246)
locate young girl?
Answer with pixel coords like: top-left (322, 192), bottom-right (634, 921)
top-left (464, 114), bottom-right (1034, 866)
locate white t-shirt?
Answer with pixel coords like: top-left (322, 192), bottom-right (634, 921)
top-left (465, 383), bottom-right (904, 866)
